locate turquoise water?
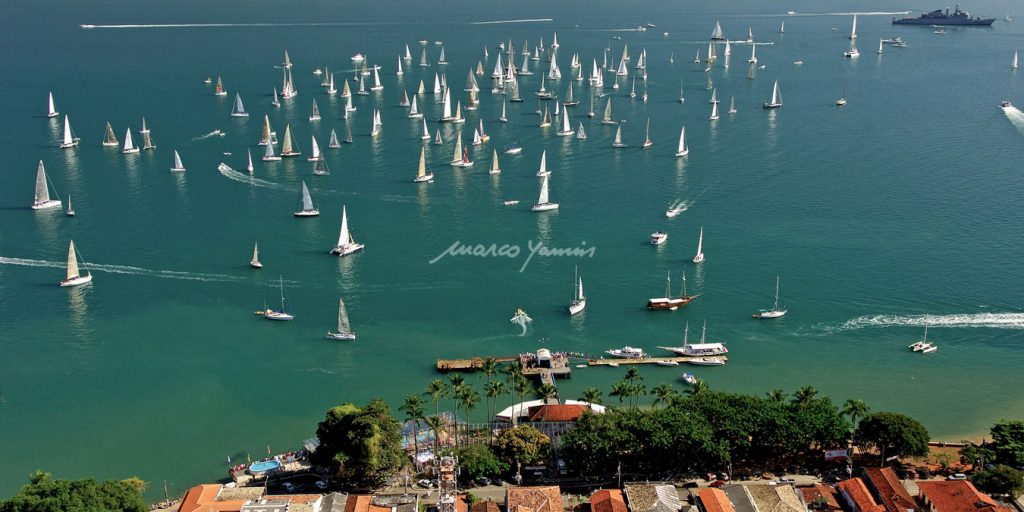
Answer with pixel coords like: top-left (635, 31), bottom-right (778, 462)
top-left (2, 0), bottom-right (1024, 500)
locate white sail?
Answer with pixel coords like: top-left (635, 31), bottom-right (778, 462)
top-left (441, 87), bottom-right (453, 120)
top-left (537, 173), bottom-right (550, 204)
top-left (711, 20), bottom-right (725, 39)
top-left (251, 243), bottom-right (260, 266)
top-left (850, 14), bottom-right (858, 39)
top-left (372, 66), bottom-right (383, 90)
top-left (231, 93), bottom-right (248, 117)
top-left (33, 161), bottom-right (59, 208)
top-left (451, 135), bottom-right (463, 164)
top-left (122, 128), bottom-right (137, 153)
top-left (693, 226), bottom-right (705, 263)
top-left (309, 98), bottom-right (321, 120)
top-left (337, 206), bottom-right (351, 246)
top-left (557, 107), bottom-right (574, 136)
top-left (405, 44), bottom-right (412, 61)
top-left (409, 95), bottom-right (420, 117)
top-left (420, 46), bottom-right (429, 67)
top-left (710, 101), bottom-right (719, 120)
top-left (676, 127), bottom-right (689, 156)
top-left (102, 122), bottom-right (118, 146)
top-left (613, 124), bottom-right (624, 146)
top-left (337, 296), bottom-right (352, 333)
top-left (329, 129), bottom-right (341, 148)
top-left (171, 150), bottom-right (185, 172)
top-left (397, 55), bottom-right (404, 76)
top-left (60, 115), bottom-right (76, 148)
top-left (300, 181), bottom-right (315, 212)
top-left (602, 97), bottom-right (614, 123)
top-left (537, 150), bottom-right (549, 176)
top-left (490, 149), bottom-right (501, 174)
top-left (310, 136), bottom-right (321, 161)
top-left (438, 46), bottom-right (447, 64)
top-left (48, 92), bottom-right (58, 118)
top-left (1014, 50), bottom-right (1019, 69)
top-left (247, 149), bottom-right (254, 173)
top-left (576, 122), bottom-right (587, 139)
top-left (67, 240), bottom-right (81, 280)
top-left (749, 42), bottom-right (757, 63)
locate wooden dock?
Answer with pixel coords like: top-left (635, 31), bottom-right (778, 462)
top-left (436, 356), bottom-right (518, 371)
top-left (587, 356), bottom-right (728, 366)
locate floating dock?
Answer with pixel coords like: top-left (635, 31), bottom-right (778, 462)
top-left (436, 356), bottom-right (517, 371)
top-left (588, 356), bottom-right (728, 366)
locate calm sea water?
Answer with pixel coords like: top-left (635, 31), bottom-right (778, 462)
top-left (2, 0), bottom-right (1023, 500)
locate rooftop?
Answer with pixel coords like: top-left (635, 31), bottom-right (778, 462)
top-left (471, 499), bottom-right (501, 512)
top-left (744, 484), bottom-right (804, 512)
top-left (592, 490), bottom-right (629, 512)
top-left (917, 480), bottom-right (1011, 512)
top-left (798, 484), bottom-right (842, 511)
top-left (837, 478), bottom-right (885, 512)
top-left (527, 404), bottom-right (590, 422)
top-left (863, 467), bottom-right (919, 512)
top-left (178, 484), bottom-right (247, 512)
top-left (624, 484), bottom-right (682, 512)
top-left (507, 486), bottom-right (563, 512)
top-left (697, 488), bottom-right (734, 512)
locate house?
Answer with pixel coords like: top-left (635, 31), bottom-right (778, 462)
top-left (624, 484), bottom-right (682, 512)
top-left (241, 499), bottom-right (290, 512)
top-left (798, 484), bottom-right (842, 511)
top-left (837, 479), bottom-right (885, 512)
top-left (470, 499), bottom-right (501, 512)
top-left (916, 480), bottom-right (1012, 512)
top-left (744, 484), bottom-right (805, 512)
top-left (506, 486), bottom-right (563, 512)
top-left (527, 404), bottom-right (590, 422)
top-left (592, 490), bottom-right (629, 512)
top-left (316, 493), bottom-right (348, 512)
top-left (178, 484), bottom-right (249, 512)
top-left (862, 468), bottom-right (919, 512)
top-left (496, 400), bottom-right (605, 423)
top-left (697, 488), bottom-right (735, 512)
top-left (341, 494), bottom-right (419, 512)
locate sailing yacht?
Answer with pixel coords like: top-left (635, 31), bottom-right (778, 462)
top-left (763, 80), bottom-right (783, 108)
top-left (307, 137), bottom-right (322, 164)
top-left (59, 240), bottom-right (93, 287)
top-left (601, 98), bottom-right (616, 125)
top-left (709, 101), bottom-right (720, 121)
top-left (499, 100), bottom-right (508, 123)
top-left (329, 129), bottom-right (341, 148)
top-left (122, 128), bottom-right (140, 154)
top-left (280, 125), bottom-right (300, 157)
top-left (31, 161), bottom-right (62, 210)
top-left (170, 150), bottom-right (186, 172)
top-left (65, 194), bottom-right (75, 217)
top-left (710, 21), bottom-right (726, 40)
top-left (728, 96), bottom-right (737, 114)
top-left (47, 92), bottom-right (59, 118)
top-left (309, 99), bottom-right (321, 121)
top-left (250, 242), bottom-right (263, 269)
top-left (326, 296), bottom-right (357, 340)
top-left (414, 147), bottom-right (434, 182)
top-left (536, 150), bottom-right (551, 177)
top-left (849, 14), bottom-right (858, 39)
top-left (612, 123), bottom-right (627, 148)
top-left (752, 275), bottom-right (787, 319)
top-left (647, 271), bottom-right (700, 310)
top-left (313, 153), bottom-right (331, 176)
top-left (489, 149), bottom-right (501, 175)
top-left (141, 128), bottom-right (156, 151)
top-left (262, 139), bottom-right (281, 161)
top-left (330, 205), bottom-right (366, 256)
top-left (260, 276), bottom-right (294, 321)
top-left (642, 118), bottom-right (652, 148)
top-left (878, 38), bottom-right (885, 55)
top-left (576, 122), bottom-right (587, 139)
top-left (1014, 50), bottom-right (1019, 69)
top-left (563, 82), bottom-right (579, 106)
top-left (246, 149), bottom-right (254, 173)
top-left (556, 108), bottom-right (574, 136)
top-left (294, 181), bottom-right (320, 217)
top-left (102, 122), bottom-right (119, 147)
top-left (675, 127), bottom-right (689, 157)
top-left (660, 321), bottom-right (729, 357)
top-left (568, 266), bottom-right (586, 315)
top-left (909, 326), bottom-right (936, 353)
top-left (692, 227), bottom-right (705, 263)
top-left (749, 42), bottom-right (758, 64)
top-left (371, 66), bottom-right (384, 91)
top-left (531, 173), bottom-right (559, 211)
top-left (327, 73), bottom-right (338, 94)
top-left (59, 116), bottom-right (79, 148)
top-left (214, 76), bottom-right (227, 96)
top-left (231, 93), bottom-right (249, 117)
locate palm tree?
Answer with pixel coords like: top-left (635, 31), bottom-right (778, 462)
top-left (457, 385), bottom-right (480, 446)
top-left (767, 389), bottom-right (788, 403)
top-left (793, 385), bottom-right (818, 407)
top-left (622, 367), bottom-right (644, 408)
top-left (535, 382), bottom-right (558, 422)
top-left (652, 383), bottom-right (678, 408)
top-left (400, 394), bottom-right (425, 456)
top-left (484, 381), bottom-right (506, 444)
top-left (503, 361), bottom-right (524, 424)
top-left (685, 378), bottom-right (709, 396)
top-left (424, 379), bottom-right (446, 419)
top-left (423, 415), bottom-right (444, 454)
top-left (610, 380), bottom-right (630, 406)
top-left (481, 357), bottom-right (498, 423)
top-left (580, 387), bottom-right (603, 405)
top-left (630, 383), bottom-right (647, 409)
top-left (624, 367), bottom-right (642, 384)
top-left (842, 399), bottom-right (870, 444)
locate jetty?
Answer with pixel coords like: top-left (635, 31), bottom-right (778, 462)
top-left (588, 355), bottom-right (728, 366)
top-left (436, 355), bottom-right (517, 371)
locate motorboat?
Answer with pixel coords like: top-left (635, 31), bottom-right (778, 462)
top-left (650, 232), bottom-right (668, 245)
top-left (606, 346), bottom-right (647, 359)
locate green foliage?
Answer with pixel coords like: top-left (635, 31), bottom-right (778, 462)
top-left (579, 387), bottom-right (603, 405)
top-left (971, 465), bottom-right (1024, 497)
top-left (465, 492), bottom-right (479, 506)
top-left (991, 420), bottom-right (1024, 468)
top-left (455, 444), bottom-right (508, 480)
top-left (496, 425), bottom-right (550, 465)
top-left (960, 442), bottom-right (996, 467)
top-left (314, 399), bottom-right (407, 486)
top-left (0, 471), bottom-right (147, 512)
top-left (855, 412), bottom-right (930, 458)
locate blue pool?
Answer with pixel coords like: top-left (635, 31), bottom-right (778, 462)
top-left (248, 460), bottom-right (281, 474)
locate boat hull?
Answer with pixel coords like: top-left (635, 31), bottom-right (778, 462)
top-left (264, 311), bottom-right (294, 321)
top-left (568, 300), bottom-right (586, 315)
top-left (753, 309), bottom-right (787, 319)
top-left (250, 261), bottom-right (263, 269)
top-left (414, 174), bottom-right (435, 183)
top-left (32, 200), bottom-right (63, 210)
top-left (327, 332), bottom-right (357, 340)
top-left (647, 296), bottom-right (698, 310)
top-left (531, 202), bottom-right (559, 212)
top-left (687, 357), bottom-right (726, 366)
top-left (60, 274), bottom-right (92, 287)
top-left (330, 243), bottom-right (365, 256)
top-left (294, 211), bottom-right (320, 217)
top-left (893, 17), bottom-right (994, 25)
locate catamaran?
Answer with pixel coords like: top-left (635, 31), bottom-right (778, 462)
top-left (659, 321), bottom-right (728, 356)
top-left (752, 275), bottom-right (787, 319)
top-left (170, 150), bottom-right (186, 172)
top-left (414, 147), bottom-right (434, 182)
top-left (569, 266), bottom-right (586, 315)
top-left (214, 76), bottom-right (227, 96)
top-left (122, 128), bottom-right (140, 154)
top-left (763, 80), bottom-right (783, 108)
top-left (59, 240), bottom-right (93, 287)
top-left (231, 93), bottom-right (249, 117)
top-left (32, 161), bottom-right (62, 210)
top-left (909, 326), bottom-right (937, 353)
top-left (531, 173), bottom-right (559, 211)
top-left (259, 276), bottom-right (294, 321)
top-left (102, 122), bottom-right (119, 147)
top-left (327, 296), bottom-right (357, 340)
top-left (309, 99), bottom-right (321, 121)
top-left (692, 226), bottom-right (705, 263)
top-left (294, 181), bottom-right (320, 217)
top-left (647, 270), bottom-right (700, 310)
top-left (250, 242), bottom-right (263, 269)
top-left (58, 115), bottom-right (79, 149)
top-left (47, 91), bottom-right (59, 118)
top-left (330, 205), bottom-right (366, 256)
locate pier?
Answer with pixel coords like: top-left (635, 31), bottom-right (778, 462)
top-left (588, 355), bottom-right (728, 366)
top-left (436, 356), bottom-right (517, 371)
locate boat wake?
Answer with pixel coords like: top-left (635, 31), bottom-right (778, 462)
top-left (81, 22), bottom-right (393, 29)
top-left (1001, 105), bottom-right (1024, 134)
top-left (836, 312), bottom-right (1024, 331)
top-left (0, 256), bottom-right (245, 283)
top-left (217, 163), bottom-right (289, 190)
top-left (192, 130), bottom-right (224, 141)
top-left (471, 18), bottom-right (553, 25)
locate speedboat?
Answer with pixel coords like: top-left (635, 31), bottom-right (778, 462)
top-left (350, 53), bottom-right (365, 63)
top-left (681, 372), bottom-right (698, 384)
top-left (503, 200), bottom-right (519, 206)
top-left (503, 144), bottom-right (523, 155)
top-left (656, 360), bottom-right (680, 367)
top-left (1001, 100), bottom-right (1013, 108)
top-left (651, 232), bottom-right (669, 245)
top-left (606, 346), bottom-right (647, 359)
top-left (687, 357), bottom-right (726, 366)
top-left (836, 98), bottom-right (847, 106)
top-left (843, 48), bottom-right (860, 58)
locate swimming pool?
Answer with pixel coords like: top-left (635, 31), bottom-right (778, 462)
top-left (248, 460), bottom-right (281, 474)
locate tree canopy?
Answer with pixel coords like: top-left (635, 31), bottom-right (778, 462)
top-left (971, 465), bottom-right (1024, 497)
top-left (452, 444), bottom-right (508, 481)
top-left (495, 425), bottom-right (550, 466)
top-left (855, 411), bottom-right (930, 459)
top-left (0, 471), bottom-right (147, 512)
top-left (314, 399), bottom-right (407, 486)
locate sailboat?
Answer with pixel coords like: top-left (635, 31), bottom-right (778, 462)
top-left (294, 181), bottom-right (320, 217)
top-left (1014, 50), bottom-right (1019, 69)
top-left (271, 86), bottom-right (281, 107)
top-left (371, 66), bottom-right (384, 91)
top-left (141, 128), bottom-right (156, 151)
top-left (214, 76), bottom-right (227, 96)
top-left (122, 128), bottom-right (140, 154)
top-left (709, 100), bottom-right (720, 121)
top-left (65, 194), bottom-right (75, 217)
top-left (327, 296), bottom-right (357, 340)
top-left (308, 136), bottom-right (322, 162)
top-left (692, 227), bottom-right (705, 263)
top-left (246, 149), bottom-right (254, 173)
top-left (642, 118), bottom-right (652, 148)
top-left (909, 326), bottom-right (937, 353)
top-left (32, 161), bottom-right (62, 210)
top-left (102, 122), bottom-right (119, 147)
top-left (780, 21), bottom-right (785, 33)
top-left (47, 92), bottom-right (59, 118)
top-left (420, 118), bottom-right (431, 140)
top-left (576, 122), bottom-right (587, 140)
top-left (612, 123), bottom-right (627, 148)
top-left (313, 153), bottom-right (331, 176)
top-left (327, 72), bottom-right (338, 95)
top-left (488, 149), bottom-right (501, 175)
top-left (341, 80), bottom-right (352, 98)
top-left (728, 96), bottom-right (737, 114)
top-left (419, 46), bottom-right (429, 67)
top-left (710, 20), bottom-right (726, 40)
top-left (330, 205), bottom-right (366, 256)
top-left (58, 115), bottom-right (79, 149)
top-left (752, 275), bottom-right (787, 319)
top-left (531, 173), bottom-right (559, 211)
top-left (328, 129), bottom-right (341, 149)
top-left (563, 82), bottom-right (579, 106)
top-left (878, 38), bottom-right (885, 55)
top-left (262, 139), bottom-right (281, 161)
top-left (260, 276), bottom-right (294, 321)
top-left (371, 109), bottom-right (382, 137)
top-left (250, 242), bottom-right (263, 269)
top-left (231, 93), bottom-right (249, 117)
top-left (568, 266), bottom-right (586, 315)
top-left (849, 14), bottom-right (858, 40)
top-left (763, 80), bottom-right (783, 108)
top-left (309, 99), bottom-right (321, 121)
top-left (536, 150), bottom-right (551, 177)
top-left (280, 125), bottom-right (300, 157)
top-left (170, 150), bottom-right (186, 172)
top-left (749, 42), bottom-right (758, 64)
top-left (647, 271), bottom-right (700, 310)
top-left (344, 123), bottom-right (354, 143)
top-left (499, 100), bottom-right (508, 123)
top-left (601, 97), bottom-right (616, 125)
top-left (675, 127), bottom-right (689, 157)
top-left (557, 108), bottom-right (574, 136)
top-left (259, 115), bottom-right (275, 146)
top-left (59, 240), bottom-right (93, 287)
top-left (414, 147), bottom-right (434, 182)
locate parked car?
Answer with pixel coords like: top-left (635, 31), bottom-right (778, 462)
top-left (475, 477), bottom-right (492, 487)
top-left (948, 473), bottom-right (968, 481)
top-left (417, 479), bottom-right (433, 488)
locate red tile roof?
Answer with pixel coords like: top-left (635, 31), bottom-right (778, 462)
top-left (800, 484), bottom-right (842, 511)
top-left (527, 405), bottom-right (589, 422)
top-left (592, 490), bottom-right (628, 512)
top-left (838, 478), bottom-right (886, 512)
top-left (698, 488), bottom-right (734, 512)
top-left (864, 467), bottom-right (918, 512)
top-left (471, 500), bottom-right (500, 512)
top-left (507, 486), bottom-right (563, 512)
top-left (178, 484), bottom-right (246, 512)
top-left (917, 480), bottom-right (1011, 512)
